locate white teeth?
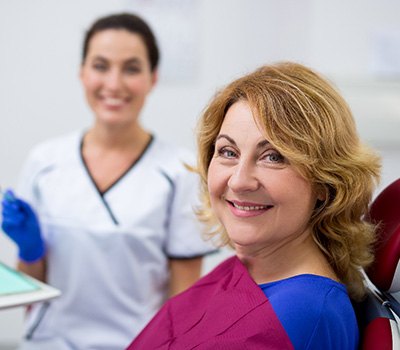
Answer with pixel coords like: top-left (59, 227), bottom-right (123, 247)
top-left (103, 97), bottom-right (124, 106)
top-left (232, 203), bottom-right (268, 211)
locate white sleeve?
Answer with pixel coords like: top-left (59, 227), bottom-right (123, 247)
top-left (16, 139), bottom-right (59, 211)
top-left (16, 147), bottom-right (43, 207)
top-left (165, 164), bottom-right (216, 258)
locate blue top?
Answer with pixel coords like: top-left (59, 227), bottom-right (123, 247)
top-left (259, 274), bottom-right (359, 350)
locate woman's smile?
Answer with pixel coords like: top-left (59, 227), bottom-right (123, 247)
top-left (226, 199), bottom-right (273, 217)
top-left (98, 94), bottom-right (131, 109)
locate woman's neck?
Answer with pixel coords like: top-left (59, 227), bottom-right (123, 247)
top-left (236, 234), bottom-right (338, 284)
top-left (81, 122), bottom-right (152, 193)
top-left (85, 121), bottom-right (150, 151)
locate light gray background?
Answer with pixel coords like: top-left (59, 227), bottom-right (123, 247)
top-left (1, 0), bottom-right (400, 348)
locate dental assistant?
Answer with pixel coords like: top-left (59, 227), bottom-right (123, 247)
top-left (1, 13), bottom-right (213, 350)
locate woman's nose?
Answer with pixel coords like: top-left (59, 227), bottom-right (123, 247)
top-left (227, 161), bottom-right (259, 193)
top-left (104, 70), bottom-right (123, 90)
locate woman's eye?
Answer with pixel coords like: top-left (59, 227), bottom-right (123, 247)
top-left (93, 63), bottom-right (107, 72)
top-left (264, 151), bottom-right (284, 163)
top-left (217, 147), bottom-right (237, 159)
top-left (125, 66), bottom-right (141, 74)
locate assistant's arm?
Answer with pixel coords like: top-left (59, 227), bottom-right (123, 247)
top-left (18, 259), bottom-right (46, 282)
top-left (168, 257), bottom-right (202, 297)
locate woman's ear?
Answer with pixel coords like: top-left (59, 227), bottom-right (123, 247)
top-left (79, 65), bottom-right (85, 83)
top-left (316, 185), bottom-right (327, 202)
top-left (151, 69), bottom-right (159, 87)
top-left (314, 186), bottom-right (327, 210)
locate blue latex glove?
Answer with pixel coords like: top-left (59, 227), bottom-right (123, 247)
top-left (1, 190), bottom-right (45, 262)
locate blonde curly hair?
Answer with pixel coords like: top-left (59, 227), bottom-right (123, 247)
top-left (196, 62), bottom-right (381, 301)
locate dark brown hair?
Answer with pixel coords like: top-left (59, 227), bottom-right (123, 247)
top-left (82, 12), bottom-right (159, 71)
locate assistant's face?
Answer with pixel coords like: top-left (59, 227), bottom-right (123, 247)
top-left (80, 29), bottom-right (157, 128)
top-left (207, 100), bottom-right (318, 253)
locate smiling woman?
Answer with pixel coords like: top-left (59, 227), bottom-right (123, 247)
top-left (127, 62), bottom-right (381, 350)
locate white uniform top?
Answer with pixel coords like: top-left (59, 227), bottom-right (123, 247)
top-left (16, 130), bottom-right (214, 350)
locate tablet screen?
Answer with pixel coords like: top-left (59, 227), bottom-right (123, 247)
top-left (0, 262), bottom-right (61, 309)
top-left (0, 262), bottom-right (40, 295)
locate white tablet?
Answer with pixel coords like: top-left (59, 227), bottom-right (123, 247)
top-left (0, 261), bottom-right (61, 309)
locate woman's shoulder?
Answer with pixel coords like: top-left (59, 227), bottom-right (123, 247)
top-left (261, 274), bottom-right (352, 319)
top-left (262, 274), bottom-right (347, 295)
top-left (260, 275), bottom-right (358, 349)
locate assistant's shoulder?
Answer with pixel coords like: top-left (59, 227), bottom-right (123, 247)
top-left (27, 130), bottom-right (82, 165)
top-left (149, 137), bottom-right (197, 178)
top-left (17, 130), bottom-right (84, 199)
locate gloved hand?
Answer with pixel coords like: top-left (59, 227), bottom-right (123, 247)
top-left (1, 190), bottom-right (45, 262)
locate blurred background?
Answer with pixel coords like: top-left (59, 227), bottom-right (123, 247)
top-left (1, 0), bottom-right (399, 348)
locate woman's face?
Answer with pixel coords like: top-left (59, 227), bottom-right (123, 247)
top-left (80, 29), bottom-right (157, 128)
top-left (207, 100), bottom-right (319, 254)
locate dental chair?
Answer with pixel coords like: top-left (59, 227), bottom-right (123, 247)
top-left (358, 178), bottom-right (400, 350)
